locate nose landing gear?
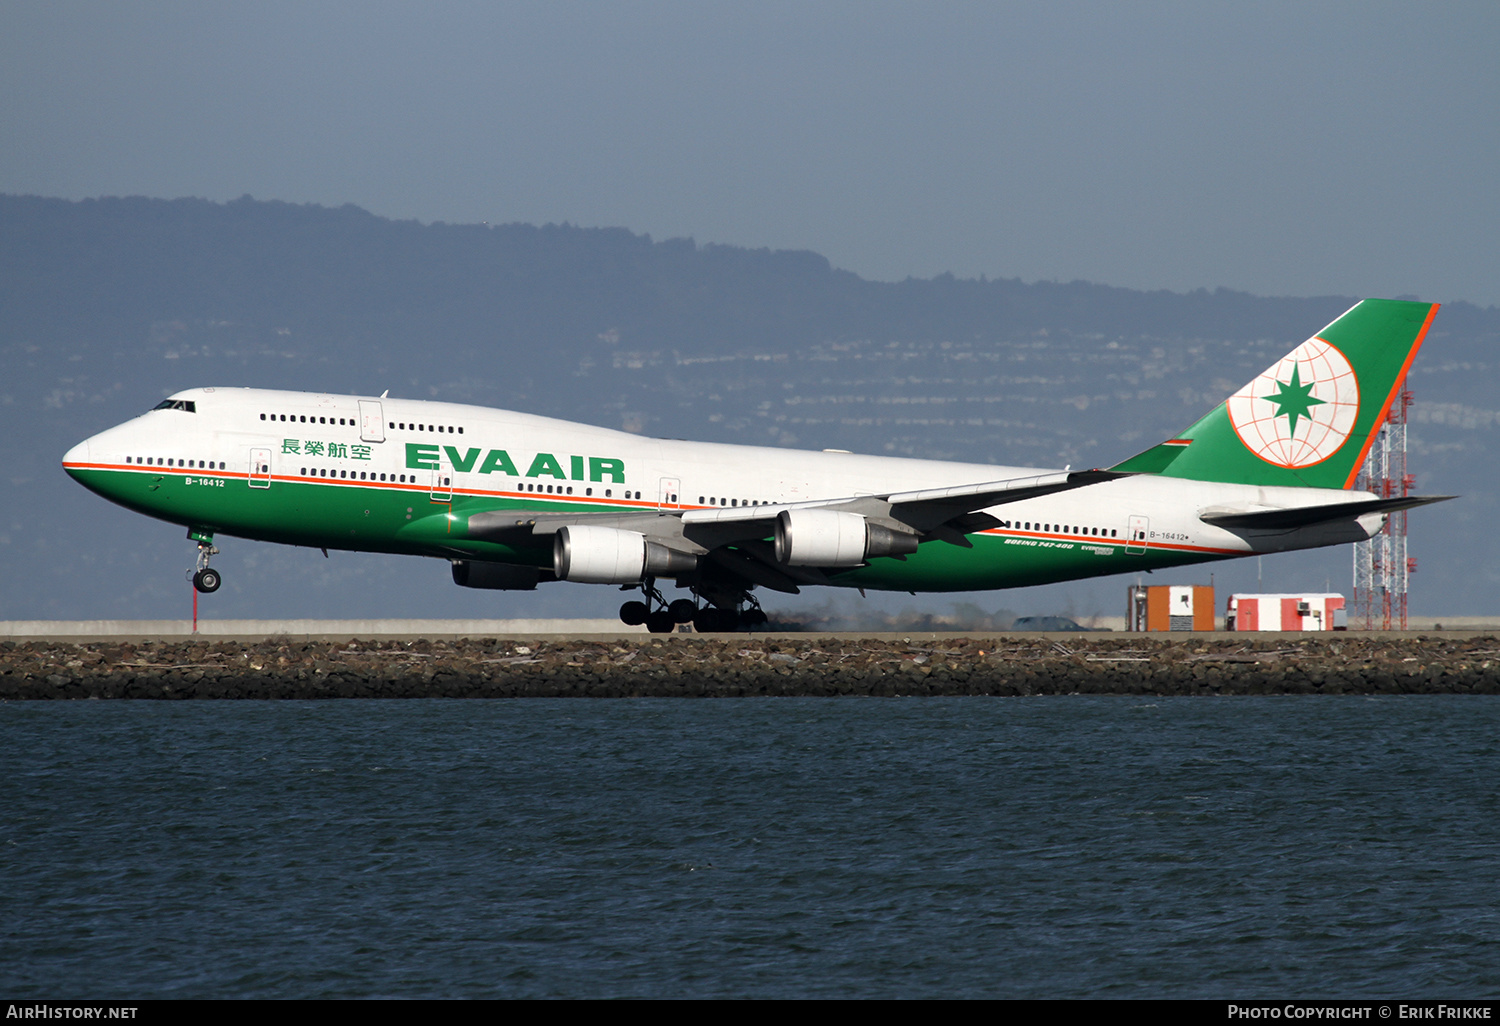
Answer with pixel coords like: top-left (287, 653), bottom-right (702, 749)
top-left (188, 530), bottom-right (221, 593)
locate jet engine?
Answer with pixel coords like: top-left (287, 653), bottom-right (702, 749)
top-left (553, 525), bottom-right (698, 583)
top-left (774, 509), bottom-right (919, 566)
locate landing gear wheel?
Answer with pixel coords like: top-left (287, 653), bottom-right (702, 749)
top-left (646, 610), bottom-right (676, 634)
top-left (742, 608), bottom-right (768, 628)
top-left (668, 598), bottom-right (698, 624)
top-left (619, 600), bottom-right (649, 626)
top-left (192, 568), bottom-right (221, 594)
top-left (693, 608), bottom-right (732, 633)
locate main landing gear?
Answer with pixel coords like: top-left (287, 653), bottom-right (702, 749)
top-left (617, 578), bottom-right (681, 634)
top-left (189, 530), bottom-right (221, 594)
top-left (617, 578), bottom-right (769, 633)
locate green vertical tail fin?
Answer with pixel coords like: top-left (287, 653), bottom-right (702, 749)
top-left (1110, 298), bottom-right (1438, 489)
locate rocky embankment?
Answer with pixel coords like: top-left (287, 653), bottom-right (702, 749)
top-left (4, 634), bottom-right (1500, 698)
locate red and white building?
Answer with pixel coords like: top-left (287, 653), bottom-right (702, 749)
top-left (1225, 593), bottom-right (1347, 632)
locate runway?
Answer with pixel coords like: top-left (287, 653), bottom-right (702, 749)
top-left (0, 618), bottom-right (648, 643)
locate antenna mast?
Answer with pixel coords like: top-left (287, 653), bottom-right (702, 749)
top-left (1353, 385), bottom-right (1414, 630)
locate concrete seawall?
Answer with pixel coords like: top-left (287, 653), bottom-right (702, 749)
top-left (4, 633), bottom-right (1500, 698)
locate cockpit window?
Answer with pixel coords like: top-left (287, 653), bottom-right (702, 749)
top-left (152, 400), bottom-right (197, 413)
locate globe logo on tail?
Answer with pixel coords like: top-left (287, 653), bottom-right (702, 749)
top-left (1226, 338), bottom-right (1359, 468)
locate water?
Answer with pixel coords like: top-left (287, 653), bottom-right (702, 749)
top-left (2, 697), bottom-right (1498, 998)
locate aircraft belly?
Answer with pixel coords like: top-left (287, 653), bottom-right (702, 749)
top-left (833, 531), bottom-right (1230, 592)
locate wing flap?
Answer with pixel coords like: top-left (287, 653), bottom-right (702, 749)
top-left (886, 469), bottom-right (1125, 531)
top-left (677, 468), bottom-right (1126, 533)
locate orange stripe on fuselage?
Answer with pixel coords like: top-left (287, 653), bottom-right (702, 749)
top-left (980, 526), bottom-right (1242, 557)
top-left (73, 462), bottom-right (1258, 555)
top-left (63, 461), bottom-right (679, 510)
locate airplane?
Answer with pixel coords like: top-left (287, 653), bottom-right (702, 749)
top-left (62, 298), bottom-right (1451, 633)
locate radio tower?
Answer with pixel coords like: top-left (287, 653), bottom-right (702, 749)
top-left (1352, 386), bottom-right (1415, 630)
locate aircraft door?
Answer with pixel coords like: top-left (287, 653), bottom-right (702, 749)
top-left (249, 448), bottom-right (272, 489)
top-left (658, 477), bottom-right (680, 509)
top-left (1126, 515), bottom-right (1149, 554)
top-left (358, 401), bottom-right (385, 443)
top-left (430, 451), bottom-right (453, 503)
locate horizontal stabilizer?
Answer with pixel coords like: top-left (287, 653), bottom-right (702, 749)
top-left (1200, 494), bottom-right (1455, 531)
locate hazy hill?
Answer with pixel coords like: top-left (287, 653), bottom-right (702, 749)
top-left (4, 194), bottom-right (1496, 621)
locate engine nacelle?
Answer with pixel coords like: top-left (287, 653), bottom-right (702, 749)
top-left (774, 509), bottom-right (919, 566)
top-left (451, 560), bottom-right (542, 590)
top-left (553, 525), bottom-right (698, 583)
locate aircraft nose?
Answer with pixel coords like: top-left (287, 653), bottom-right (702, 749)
top-left (62, 437), bottom-right (92, 475)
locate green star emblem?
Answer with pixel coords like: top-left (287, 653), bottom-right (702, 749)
top-left (1264, 363), bottom-right (1326, 437)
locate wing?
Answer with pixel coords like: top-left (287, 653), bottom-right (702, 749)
top-left (463, 468), bottom-right (1128, 592)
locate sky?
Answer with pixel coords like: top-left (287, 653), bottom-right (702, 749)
top-left (3, 1), bottom-right (1498, 306)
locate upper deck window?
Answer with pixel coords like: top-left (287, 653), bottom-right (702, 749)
top-left (152, 400), bottom-right (197, 413)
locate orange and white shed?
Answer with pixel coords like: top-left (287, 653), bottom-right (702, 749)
top-left (1127, 584), bottom-right (1215, 631)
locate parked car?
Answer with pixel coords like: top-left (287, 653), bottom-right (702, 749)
top-left (1010, 616), bottom-right (1105, 632)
